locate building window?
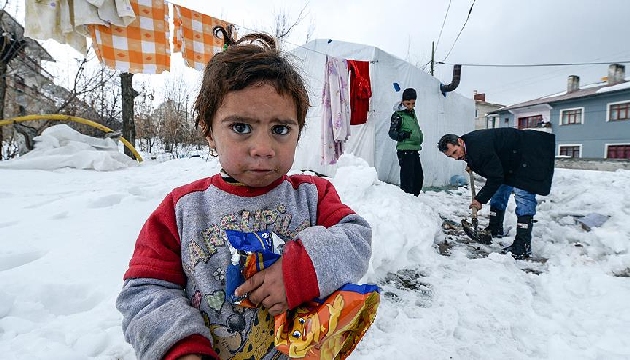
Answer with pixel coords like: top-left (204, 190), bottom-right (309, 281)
top-left (560, 108), bottom-right (583, 125)
top-left (609, 101), bottom-right (630, 121)
top-left (559, 145), bottom-right (580, 158)
top-left (517, 115), bottom-right (543, 129)
top-left (606, 144), bottom-right (630, 159)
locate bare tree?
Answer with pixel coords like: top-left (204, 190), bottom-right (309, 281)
top-left (305, 16), bottom-right (316, 44)
top-left (272, 4), bottom-right (309, 49)
top-left (49, 55), bottom-right (122, 137)
top-left (2, 44), bottom-right (123, 157)
top-left (150, 74), bottom-right (198, 156)
top-left (154, 99), bottom-right (183, 155)
top-left (64, 57), bottom-right (120, 114)
top-left (0, 5), bottom-right (27, 159)
top-left (134, 80), bottom-right (157, 153)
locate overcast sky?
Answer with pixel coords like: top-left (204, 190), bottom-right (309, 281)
top-left (9, 0), bottom-right (630, 106)
top-left (172, 0), bottom-right (630, 106)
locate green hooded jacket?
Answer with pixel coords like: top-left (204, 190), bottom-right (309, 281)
top-left (388, 103), bottom-right (423, 151)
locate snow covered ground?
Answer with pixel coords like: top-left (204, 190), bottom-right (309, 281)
top-left (1, 125), bottom-right (629, 359)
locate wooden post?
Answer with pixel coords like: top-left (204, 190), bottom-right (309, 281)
top-left (120, 72), bottom-right (138, 159)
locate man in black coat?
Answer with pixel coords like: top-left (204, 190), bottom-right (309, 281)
top-left (438, 128), bottom-right (555, 259)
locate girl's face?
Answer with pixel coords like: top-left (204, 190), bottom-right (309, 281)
top-left (206, 83), bottom-right (299, 187)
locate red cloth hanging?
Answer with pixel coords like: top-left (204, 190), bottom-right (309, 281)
top-left (347, 60), bottom-right (372, 125)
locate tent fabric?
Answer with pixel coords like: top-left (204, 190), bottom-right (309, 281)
top-left (291, 39), bottom-right (474, 188)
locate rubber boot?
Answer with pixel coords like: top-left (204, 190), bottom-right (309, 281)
top-left (501, 215), bottom-right (533, 260)
top-left (485, 207), bottom-right (505, 237)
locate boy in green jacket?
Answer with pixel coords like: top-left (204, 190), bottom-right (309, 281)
top-left (388, 88), bottom-right (424, 196)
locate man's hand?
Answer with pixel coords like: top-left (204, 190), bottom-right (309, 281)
top-left (469, 199), bottom-right (482, 211)
top-left (235, 258), bottom-right (288, 316)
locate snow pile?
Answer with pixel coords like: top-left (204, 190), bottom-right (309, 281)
top-left (0, 124), bottom-right (138, 171)
top-left (0, 145), bottom-right (629, 359)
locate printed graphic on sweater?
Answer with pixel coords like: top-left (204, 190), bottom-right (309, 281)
top-left (196, 206), bottom-right (309, 264)
top-left (184, 204), bottom-right (310, 360)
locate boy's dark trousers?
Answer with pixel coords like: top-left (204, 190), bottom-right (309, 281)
top-left (397, 150), bottom-right (423, 196)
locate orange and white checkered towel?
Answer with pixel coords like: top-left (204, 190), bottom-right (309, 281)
top-left (88, 0), bottom-right (170, 74)
top-left (172, 4), bottom-right (235, 71)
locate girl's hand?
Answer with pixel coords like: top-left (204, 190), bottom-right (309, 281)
top-left (236, 258), bottom-right (288, 316)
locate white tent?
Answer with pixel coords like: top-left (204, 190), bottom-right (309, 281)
top-left (291, 39), bottom-right (474, 188)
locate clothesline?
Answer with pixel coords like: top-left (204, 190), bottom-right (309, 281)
top-left (25, 0), bottom-right (386, 75)
top-left (25, 0), bottom-right (235, 75)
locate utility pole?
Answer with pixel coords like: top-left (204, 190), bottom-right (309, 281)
top-left (430, 41), bottom-right (435, 76)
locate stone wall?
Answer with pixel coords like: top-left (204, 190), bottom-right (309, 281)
top-left (555, 157), bottom-right (630, 171)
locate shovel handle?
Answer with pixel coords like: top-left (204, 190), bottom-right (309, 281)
top-left (468, 170), bottom-right (478, 219)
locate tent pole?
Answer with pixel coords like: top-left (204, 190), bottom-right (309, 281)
top-left (431, 41), bottom-right (435, 76)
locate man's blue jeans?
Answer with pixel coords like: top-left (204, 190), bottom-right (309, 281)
top-left (489, 184), bottom-right (536, 216)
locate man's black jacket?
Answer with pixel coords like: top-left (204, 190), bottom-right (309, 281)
top-left (462, 127), bottom-right (555, 204)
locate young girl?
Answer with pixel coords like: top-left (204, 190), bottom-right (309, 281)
top-left (116, 28), bottom-right (373, 360)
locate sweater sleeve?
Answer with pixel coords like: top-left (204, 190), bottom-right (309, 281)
top-left (116, 194), bottom-right (218, 360)
top-left (388, 112), bottom-right (409, 141)
top-left (116, 278), bottom-right (219, 360)
top-left (282, 239), bottom-right (320, 309)
top-left (284, 178), bottom-right (372, 301)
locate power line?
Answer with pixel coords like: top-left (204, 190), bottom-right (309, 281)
top-left (457, 50), bottom-right (630, 99)
top-left (480, 52), bottom-right (630, 96)
top-left (437, 60), bottom-right (630, 67)
top-left (434, 0), bottom-right (452, 54)
top-left (441, 0), bottom-right (475, 62)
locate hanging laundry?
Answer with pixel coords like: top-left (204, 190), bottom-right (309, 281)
top-left (73, 0), bottom-right (136, 36)
top-left (24, 0), bottom-right (137, 54)
top-left (24, 0), bottom-right (88, 54)
top-left (86, 0), bottom-right (136, 27)
top-left (172, 4), bottom-right (235, 71)
top-left (347, 60), bottom-right (372, 125)
top-left (321, 55), bottom-right (351, 165)
top-left (88, 0), bottom-right (170, 74)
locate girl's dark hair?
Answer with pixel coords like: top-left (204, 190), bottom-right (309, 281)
top-left (437, 134), bottom-right (460, 152)
top-left (193, 26), bottom-right (310, 137)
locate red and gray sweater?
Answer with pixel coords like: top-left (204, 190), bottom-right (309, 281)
top-left (116, 173), bottom-right (372, 360)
